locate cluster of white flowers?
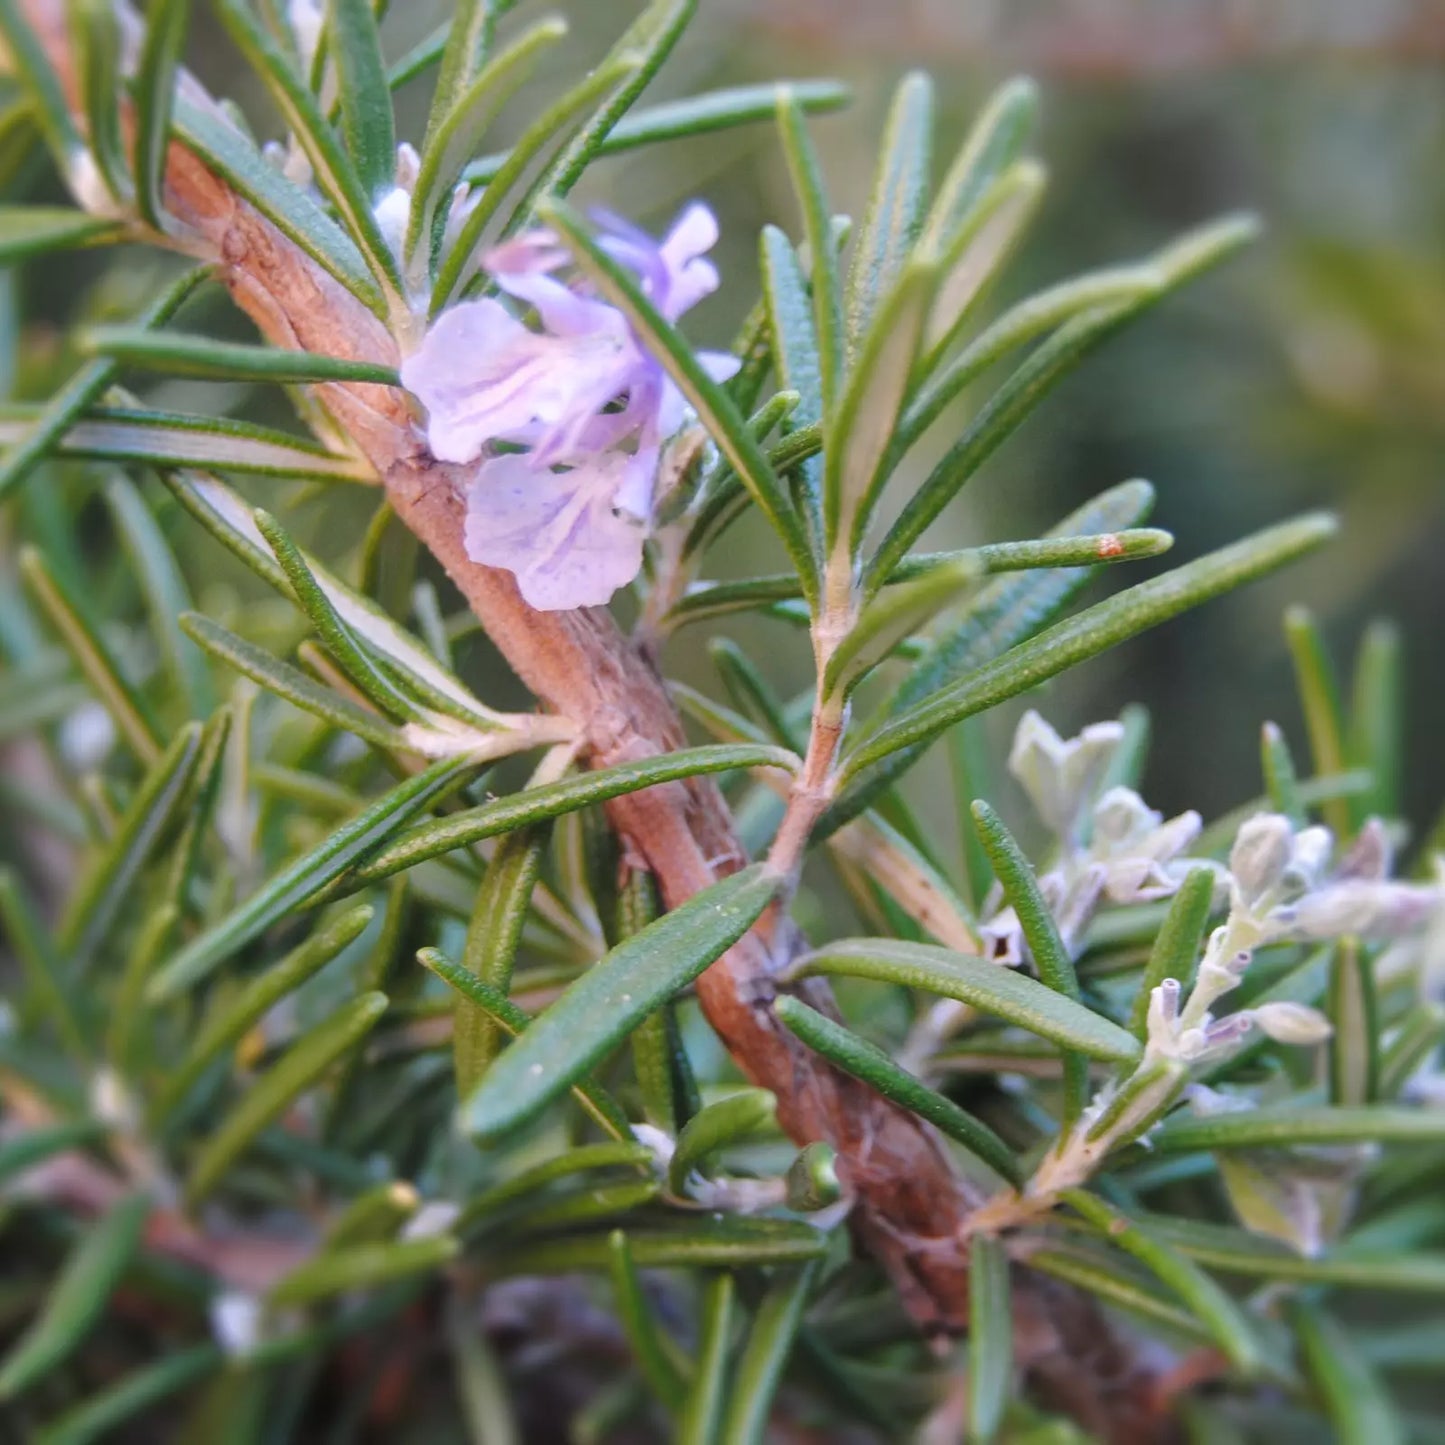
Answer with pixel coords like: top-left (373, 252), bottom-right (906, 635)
top-left (981, 711), bottom-right (1203, 963)
top-left (1145, 812), bottom-right (1443, 1067)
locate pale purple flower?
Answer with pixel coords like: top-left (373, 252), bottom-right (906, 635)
top-left (401, 204), bottom-right (737, 610)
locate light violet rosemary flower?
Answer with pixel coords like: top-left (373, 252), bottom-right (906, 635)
top-left (401, 204), bottom-right (737, 611)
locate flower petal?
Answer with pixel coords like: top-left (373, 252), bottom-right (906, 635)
top-left (463, 453), bottom-right (645, 611)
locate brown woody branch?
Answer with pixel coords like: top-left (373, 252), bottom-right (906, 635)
top-left (16, 3), bottom-right (1178, 1436)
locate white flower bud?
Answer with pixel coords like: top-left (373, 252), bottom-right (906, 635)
top-left (211, 1292), bottom-right (264, 1358)
top-left (1251, 1001), bottom-right (1334, 1046)
top-left (401, 1200), bottom-right (460, 1241)
top-left (1229, 814), bottom-right (1295, 909)
top-left (373, 186), bottom-right (412, 261)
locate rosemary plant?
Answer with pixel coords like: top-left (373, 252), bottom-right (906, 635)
top-left (0, 2), bottom-right (1441, 1442)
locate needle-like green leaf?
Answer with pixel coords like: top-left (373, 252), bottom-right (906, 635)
top-left (149, 758), bottom-right (476, 999)
top-left (792, 939), bottom-right (1141, 1063)
top-left (463, 867), bottom-right (779, 1142)
top-left (847, 514), bottom-right (1337, 776)
top-left (185, 992), bottom-right (388, 1206)
top-left (0, 1193), bottom-right (150, 1400)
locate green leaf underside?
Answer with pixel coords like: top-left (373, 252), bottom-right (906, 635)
top-left (795, 940), bottom-right (1141, 1062)
top-left (463, 867), bottom-right (779, 1141)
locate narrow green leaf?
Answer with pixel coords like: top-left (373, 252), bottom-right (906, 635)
top-left (174, 97), bottom-right (379, 307)
top-left (36, 1343), bottom-right (220, 1445)
top-left (608, 1232), bottom-right (688, 1410)
top-left (104, 476), bottom-right (213, 716)
top-left (776, 89), bottom-right (841, 414)
top-left (718, 1262), bottom-right (817, 1445)
top-left (923, 76), bottom-right (1037, 249)
top-left (1063, 1191), bottom-right (1261, 1375)
top-left (326, 0), bottom-right (395, 199)
top-left (1329, 939), bottom-right (1379, 1106)
top-left (405, 17), bottom-right (563, 265)
top-left (1348, 619), bottom-right (1402, 821)
top-left (0, 1193), bottom-right (149, 1400)
top-left (0, 207), bottom-right (124, 263)
top-left (0, 266), bottom-right (207, 504)
top-left (81, 327), bottom-right (399, 385)
top-left (1140, 1212), bottom-right (1445, 1290)
top-left (465, 81), bottom-right (852, 184)
top-left (213, 0), bottom-right (403, 313)
top-left (132, 0), bottom-right (190, 231)
top-left (58, 721), bottom-right (202, 967)
top-left (454, 828), bottom-right (546, 1097)
top-left (827, 481), bottom-right (1159, 831)
top-left (528, 0), bottom-right (695, 206)
top-left (0, 406), bottom-right (374, 482)
top-left (670, 529), bottom-right (1170, 627)
top-left (456, 1142), bottom-right (653, 1234)
top-left (871, 215), bottom-right (1258, 585)
top-left (149, 758), bottom-right (475, 999)
top-left (180, 612), bottom-right (408, 750)
top-left (426, 0), bottom-right (496, 136)
top-left (1293, 1303), bottom-right (1405, 1445)
top-left (267, 1234), bottom-right (456, 1308)
top-left (464, 867), bottom-right (779, 1142)
top-left (1151, 1105), bottom-right (1444, 1153)
top-left (153, 905), bottom-right (373, 1125)
top-left (166, 471), bottom-right (493, 722)
top-left (1028, 1246), bottom-right (1210, 1347)
top-left (447, 1286), bottom-right (521, 1445)
top-left (587, 79), bottom-right (848, 158)
top-left (69, 0), bottom-right (128, 202)
top-left (826, 262), bottom-right (937, 555)
top-left (0, 870), bottom-right (91, 1061)
top-left (352, 745), bottom-right (793, 884)
top-left (792, 939), bottom-right (1141, 1063)
top-left (1379, 1003), bottom-right (1445, 1100)
top-left (0, 1122), bottom-right (104, 1189)
top-left (923, 159), bottom-right (1045, 361)
top-left (845, 72), bottom-right (932, 353)
top-left (497, 1217), bottom-right (827, 1277)
top-left (185, 992), bottom-right (388, 1206)
top-left (971, 799), bottom-right (1088, 1121)
top-left (668, 1089), bottom-right (776, 1196)
top-left (848, 514), bottom-right (1337, 775)
top-left (421, 950), bottom-right (633, 1142)
top-left (256, 509), bottom-right (430, 723)
top-left (773, 995), bottom-right (1019, 1183)
top-left (18, 543), bottom-right (160, 762)
top-left (542, 200), bottom-right (815, 597)
top-left (0, 0), bottom-right (81, 168)
top-left (1128, 866), bottom-right (1214, 1039)
top-left (1260, 720), bottom-right (1306, 825)
top-left (322, 1181), bottom-right (420, 1251)
top-left (431, 55), bottom-right (637, 311)
top-left (759, 225), bottom-right (823, 548)
top-left (1284, 605), bottom-right (1350, 838)
top-left (967, 1235), bottom-right (1012, 1443)
top-left (679, 1272), bottom-right (734, 1445)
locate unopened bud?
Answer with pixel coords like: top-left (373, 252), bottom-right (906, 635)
top-left (1251, 1001), bottom-right (1334, 1046)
